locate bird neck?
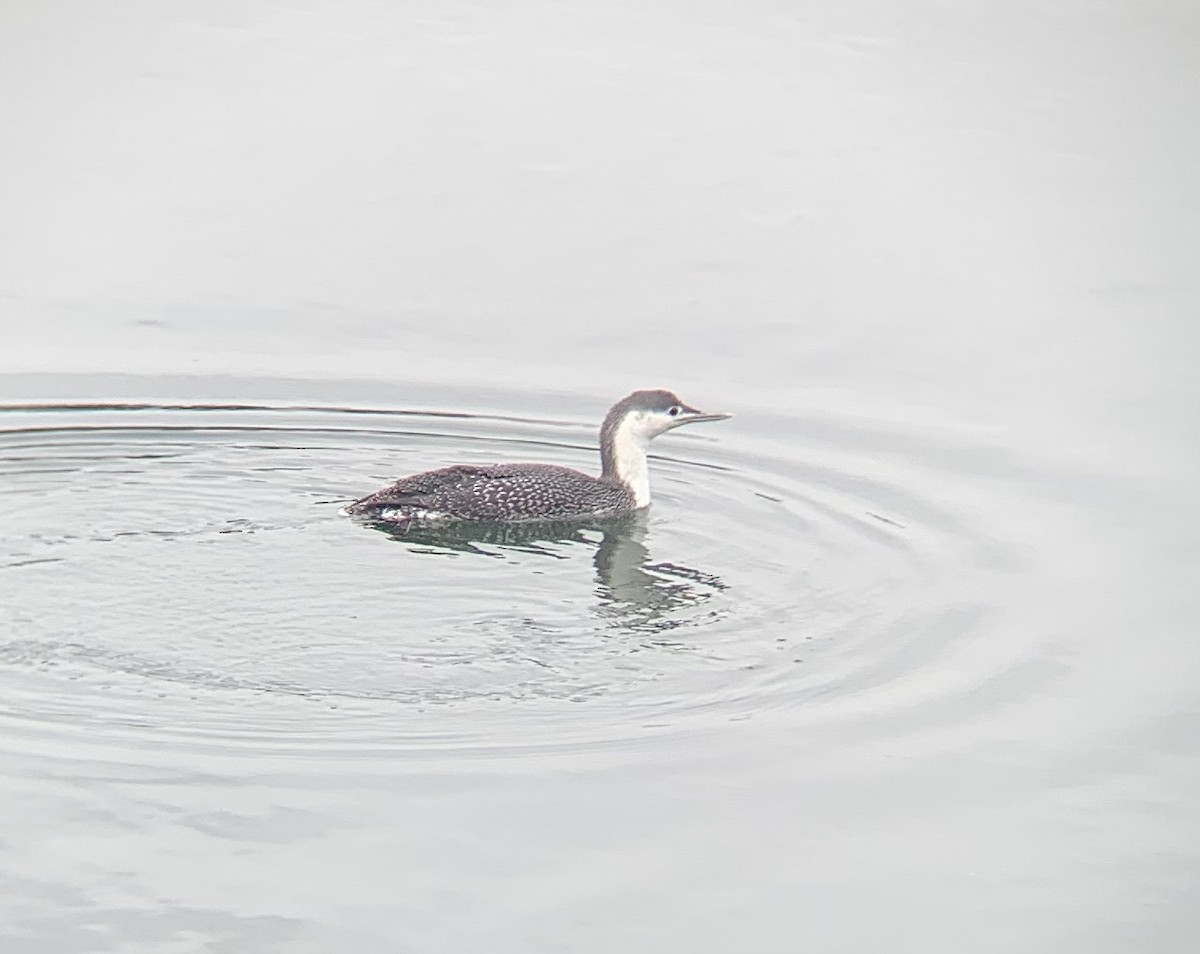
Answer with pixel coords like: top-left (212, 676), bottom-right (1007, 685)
top-left (600, 418), bottom-right (652, 508)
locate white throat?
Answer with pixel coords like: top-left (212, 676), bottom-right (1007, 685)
top-left (608, 423), bottom-right (652, 508)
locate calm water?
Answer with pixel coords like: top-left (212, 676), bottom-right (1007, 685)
top-left (2, 2), bottom-right (1199, 952)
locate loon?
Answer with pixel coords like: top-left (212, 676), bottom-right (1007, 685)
top-left (346, 389), bottom-right (730, 525)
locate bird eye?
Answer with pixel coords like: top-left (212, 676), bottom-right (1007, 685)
top-left (668, 406), bottom-right (680, 416)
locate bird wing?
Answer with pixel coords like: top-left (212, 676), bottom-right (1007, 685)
top-left (349, 463), bottom-right (602, 518)
top-left (352, 464), bottom-right (496, 506)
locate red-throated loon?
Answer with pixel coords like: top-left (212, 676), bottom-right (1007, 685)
top-left (345, 389), bottom-right (730, 525)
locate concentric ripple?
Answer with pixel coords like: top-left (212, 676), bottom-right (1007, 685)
top-left (0, 398), bottom-right (1017, 758)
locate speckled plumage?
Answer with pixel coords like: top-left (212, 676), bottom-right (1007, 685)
top-left (346, 389), bottom-right (729, 526)
top-left (345, 462), bottom-right (635, 523)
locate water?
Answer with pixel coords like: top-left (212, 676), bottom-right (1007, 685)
top-left (2, 2), bottom-right (1199, 952)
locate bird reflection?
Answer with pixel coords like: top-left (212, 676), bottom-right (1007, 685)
top-left (356, 512), bottom-right (726, 632)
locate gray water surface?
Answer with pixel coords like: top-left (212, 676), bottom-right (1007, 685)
top-left (2, 2), bottom-right (1199, 952)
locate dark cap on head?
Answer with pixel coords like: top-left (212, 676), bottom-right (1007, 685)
top-left (619, 389), bottom-right (686, 412)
